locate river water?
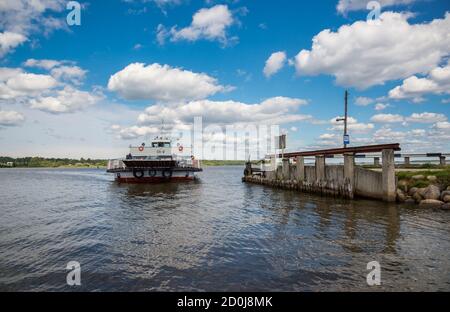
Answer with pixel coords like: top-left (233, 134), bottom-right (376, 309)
top-left (0, 167), bottom-right (449, 291)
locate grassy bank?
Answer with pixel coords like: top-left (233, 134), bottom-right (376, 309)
top-left (0, 157), bottom-right (107, 168)
top-left (201, 160), bottom-right (247, 166)
top-left (396, 167), bottom-right (450, 189)
top-left (1, 157), bottom-right (250, 168)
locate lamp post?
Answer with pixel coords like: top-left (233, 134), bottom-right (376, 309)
top-left (336, 90), bottom-right (349, 148)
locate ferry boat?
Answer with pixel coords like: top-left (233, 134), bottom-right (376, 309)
top-left (107, 136), bottom-right (202, 183)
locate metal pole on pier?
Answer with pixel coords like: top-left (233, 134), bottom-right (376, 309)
top-left (336, 90), bottom-right (349, 148)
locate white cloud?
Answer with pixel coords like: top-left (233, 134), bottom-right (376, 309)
top-left (0, 31), bottom-right (27, 57)
top-left (108, 62), bottom-right (230, 102)
top-left (0, 0), bottom-right (65, 33)
top-left (0, 110), bottom-right (25, 126)
top-left (293, 12), bottom-right (450, 89)
top-left (433, 121), bottom-right (450, 130)
top-left (355, 96), bottom-right (373, 106)
top-left (374, 103), bottom-right (389, 111)
top-left (0, 0), bottom-right (66, 57)
top-left (113, 96), bottom-right (309, 140)
top-left (110, 125), bottom-right (160, 140)
top-left (50, 65), bottom-right (87, 84)
top-left (337, 0), bottom-right (417, 15)
top-left (372, 127), bottom-right (407, 142)
top-left (389, 62), bottom-right (450, 102)
top-left (371, 113), bottom-right (404, 123)
top-left (0, 67), bottom-right (57, 100)
top-left (1, 63), bottom-right (99, 114)
top-left (410, 129), bottom-right (426, 136)
top-left (29, 86), bottom-right (102, 114)
top-left (406, 112), bottom-right (447, 123)
top-left (156, 24), bottom-right (169, 45)
top-left (24, 58), bottom-right (87, 84)
top-left (330, 116), bottom-right (374, 133)
top-left (24, 58), bottom-right (65, 70)
top-left (263, 51), bottom-right (287, 78)
top-left (160, 5), bottom-right (235, 45)
top-left (319, 133), bottom-right (336, 139)
top-left (137, 96), bottom-right (309, 126)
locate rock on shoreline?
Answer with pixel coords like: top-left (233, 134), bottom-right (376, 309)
top-left (397, 184), bottom-right (450, 210)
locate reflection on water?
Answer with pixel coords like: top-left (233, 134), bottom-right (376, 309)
top-left (0, 167), bottom-right (449, 291)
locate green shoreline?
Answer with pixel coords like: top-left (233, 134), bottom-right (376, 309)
top-left (0, 157), bottom-right (249, 169)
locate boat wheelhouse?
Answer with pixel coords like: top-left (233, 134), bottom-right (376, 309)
top-left (107, 136), bottom-right (202, 183)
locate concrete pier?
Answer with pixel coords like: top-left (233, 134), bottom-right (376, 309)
top-left (243, 144), bottom-right (401, 202)
top-left (344, 154), bottom-right (355, 198)
top-left (404, 156), bottom-right (410, 166)
top-left (374, 157), bottom-right (380, 166)
top-left (296, 156), bottom-right (305, 181)
top-left (315, 156), bottom-right (326, 182)
top-left (382, 149), bottom-right (397, 202)
top-left (282, 159), bottom-right (290, 180)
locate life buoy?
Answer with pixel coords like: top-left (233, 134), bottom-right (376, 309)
top-left (133, 169), bottom-right (144, 179)
top-left (138, 146), bottom-right (144, 152)
top-left (149, 169), bottom-right (157, 177)
top-left (178, 146), bottom-right (183, 152)
top-left (162, 169), bottom-right (173, 179)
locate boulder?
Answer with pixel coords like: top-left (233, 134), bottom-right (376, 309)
top-left (422, 185), bottom-right (441, 200)
top-left (398, 180), bottom-right (409, 191)
top-left (408, 187), bottom-right (418, 196)
top-left (419, 199), bottom-right (444, 208)
top-left (396, 189), bottom-right (406, 202)
top-left (412, 175), bottom-right (425, 180)
top-left (427, 175), bottom-right (437, 182)
top-left (447, 186), bottom-right (450, 191)
top-left (443, 195), bottom-right (450, 203)
top-left (441, 203), bottom-right (450, 210)
top-left (412, 192), bottom-right (423, 203)
top-left (441, 191), bottom-right (450, 200)
top-left (405, 198), bottom-right (416, 205)
top-left (418, 187), bottom-right (427, 197)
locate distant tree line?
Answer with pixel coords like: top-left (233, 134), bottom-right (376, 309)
top-left (0, 157), bottom-right (107, 168)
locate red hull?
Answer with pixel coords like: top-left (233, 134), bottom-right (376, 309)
top-left (116, 176), bottom-right (195, 183)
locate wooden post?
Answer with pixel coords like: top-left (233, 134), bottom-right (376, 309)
top-left (440, 156), bottom-right (446, 166)
top-left (296, 156), bottom-right (305, 181)
top-left (382, 149), bottom-right (396, 202)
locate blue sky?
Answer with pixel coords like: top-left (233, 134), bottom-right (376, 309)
top-left (0, 0), bottom-right (449, 159)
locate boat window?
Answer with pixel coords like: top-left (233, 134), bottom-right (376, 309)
top-left (151, 142), bottom-right (171, 147)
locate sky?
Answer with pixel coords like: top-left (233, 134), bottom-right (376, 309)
top-left (0, 0), bottom-right (449, 159)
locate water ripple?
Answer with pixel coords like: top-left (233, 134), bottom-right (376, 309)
top-left (0, 167), bottom-right (449, 291)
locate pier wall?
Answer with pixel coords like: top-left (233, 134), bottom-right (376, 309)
top-left (244, 149), bottom-right (396, 202)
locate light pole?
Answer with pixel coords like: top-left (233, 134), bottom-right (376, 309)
top-left (336, 90), bottom-right (349, 148)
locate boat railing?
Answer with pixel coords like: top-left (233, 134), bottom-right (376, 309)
top-left (174, 156), bottom-right (202, 169)
top-left (107, 156), bottom-right (202, 170)
top-left (107, 159), bottom-right (126, 170)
